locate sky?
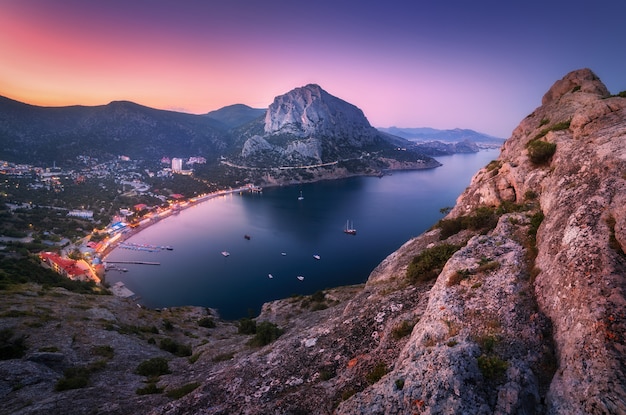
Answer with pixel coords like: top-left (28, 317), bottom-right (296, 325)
top-left (1, 0), bottom-right (625, 138)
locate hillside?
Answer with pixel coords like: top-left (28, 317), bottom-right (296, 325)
top-left (1, 69), bottom-right (624, 414)
top-left (0, 87), bottom-right (439, 182)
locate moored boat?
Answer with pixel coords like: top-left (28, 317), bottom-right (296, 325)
top-left (344, 220), bottom-right (357, 235)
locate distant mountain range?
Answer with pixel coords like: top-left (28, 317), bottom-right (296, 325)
top-left (0, 87), bottom-right (498, 171)
top-left (378, 126), bottom-right (505, 146)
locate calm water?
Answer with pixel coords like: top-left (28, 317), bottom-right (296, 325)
top-left (105, 149), bottom-right (499, 319)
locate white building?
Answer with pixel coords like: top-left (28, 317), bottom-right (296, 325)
top-left (171, 158), bottom-right (183, 172)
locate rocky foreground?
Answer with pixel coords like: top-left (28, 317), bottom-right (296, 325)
top-left (1, 69), bottom-right (625, 414)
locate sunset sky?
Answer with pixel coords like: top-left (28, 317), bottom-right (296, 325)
top-left (1, 0), bottom-right (625, 138)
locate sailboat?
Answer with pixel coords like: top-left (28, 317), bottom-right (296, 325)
top-left (344, 220), bottom-right (357, 235)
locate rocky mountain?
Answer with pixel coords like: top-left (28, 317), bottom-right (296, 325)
top-left (0, 87), bottom-right (438, 179)
top-left (2, 69), bottom-right (625, 414)
top-left (232, 84), bottom-right (436, 170)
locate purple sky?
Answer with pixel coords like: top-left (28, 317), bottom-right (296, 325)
top-left (1, 0), bottom-right (625, 137)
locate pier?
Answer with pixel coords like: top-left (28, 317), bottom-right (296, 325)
top-left (106, 260), bottom-right (161, 265)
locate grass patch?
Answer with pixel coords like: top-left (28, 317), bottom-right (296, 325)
top-left (527, 140), bottom-right (557, 165)
top-left (391, 320), bottom-right (416, 339)
top-left (365, 362), bottom-right (388, 384)
top-left (136, 382), bottom-right (163, 395)
top-left (198, 317), bottom-right (216, 328)
top-left (0, 328), bottom-right (27, 360)
top-left (447, 268), bottom-right (471, 287)
top-left (436, 206), bottom-right (499, 239)
top-left (92, 345), bottom-right (114, 359)
top-left (212, 352), bottom-right (235, 362)
top-left (135, 357), bottom-right (170, 377)
top-left (166, 382), bottom-right (200, 399)
top-left (159, 338), bottom-right (192, 357)
top-left (477, 354), bottom-right (508, 381)
top-left (248, 321), bottom-right (283, 347)
top-left (407, 243), bottom-right (462, 283)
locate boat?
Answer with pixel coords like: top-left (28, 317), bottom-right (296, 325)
top-left (221, 251), bottom-right (230, 257)
top-left (344, 220), bottom-right (357, 235)
top-left (297, 275), bottom-right (304, 281)
top-left (244, 234), bottom-right (251, 240)
top-left (298, 191), bottom-right (304, 201)
top-left (281, 252), bottom-right (287, 256)
top-left (313, 254), bottom-right (321, 260)
top-left (268, 274), bottom-right (273, 279)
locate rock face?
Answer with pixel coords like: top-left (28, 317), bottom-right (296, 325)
top-left (240, 84), bottom-right (424, 166)
top-left (2, 69), bottom-right (625, 414)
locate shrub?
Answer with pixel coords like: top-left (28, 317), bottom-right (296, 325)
top-left (55, 366), bottom-right (92, 391)
top-left (159, 338), bottom-right (192, 357)
top-left (447, 268), bottom-right (471, 286)
top-left (136, 382), bottom-right (163, 395)
top-left (477, 355), bottom-right (508, 381)
top-left (527, 140), bottom-right (556, 165)
top-left (166, 382), bottom-right (200, 399)
top-left (248, 321), bottom-right (283, 347)
top-left (198, 317), bottom-right (216, 328)
top-left (366, 362), bottom-right (388, 384)
top-left (92, 345), bottom-right (114, 359)
top-left (391, 320), bottom-right (416, 339)
top-left (212, 352), bottom-right (234, 362)
top-left (135, 357), bottom-right (170, 377)
top-left (395, 378), bottom-right (405, 390)
top-left (436, 206), bottom-right (498, 239)
top-left (407, 244), bottom-right (461, 283)
top-left (311, 290), bottom-right (325, 302)
top-left (0, 328), bottom-right (27, 360)
top-left (237, 318), bottom-right (257, 335)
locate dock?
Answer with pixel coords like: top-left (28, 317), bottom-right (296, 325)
top-left (110, 281), bottom-right (135, 298)
top-left (106, 260), bottom-right (161, 265)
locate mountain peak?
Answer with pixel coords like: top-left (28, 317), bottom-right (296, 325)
top-left (263, 84), bottom-right (374, 138)
top-left (541, 68), bottom-right (609, 105)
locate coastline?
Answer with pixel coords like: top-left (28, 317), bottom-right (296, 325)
top-left (97, 159), bottom-right (443, 263)
top-left (98, 186), bottom-right (252, 261)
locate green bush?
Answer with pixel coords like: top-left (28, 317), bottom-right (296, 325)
top-left (407, 244), bottom-right (461, 283)
top-left (55, 366), bottom-right (92, 391)
top-left (365, 362), bottom-right (388, 384)
top-left (135, 357), bottom-right (170, 377)
top-left (198, 317), bottom-right (216, 328)
top-left (237, 318), bottom-right (257, 335)
top-left (248, 321), bottom-right (283, 347)
top-left (436, 206), bottom-right (499, 239)
top-left (391, 320), bottom-right (416, 339)
top-left (166, 382), bottom-right (200, 399)
top-left (159, 338), bottom-right (192, 357)
top-left (0, 328), bottom-right (27, 360)
top-left (527, 140), bottom-right (556, 165)
top-left (136, 382), bottom-right (163, 395)
top-left (477, 355), bottom-right (508, 381)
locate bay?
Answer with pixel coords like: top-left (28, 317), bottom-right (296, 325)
top-left (104, 149), bottom-right (499, 320)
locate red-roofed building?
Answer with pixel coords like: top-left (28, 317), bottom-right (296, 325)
top-left (170, 194), bottom-right (184, 200)
top-left (133, 203), bottom-right (148, 211)
top-left (39, 252), bottom-right (97, 282)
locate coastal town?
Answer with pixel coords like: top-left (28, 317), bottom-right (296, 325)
top-left (0, 155), bottom-right (260, 297)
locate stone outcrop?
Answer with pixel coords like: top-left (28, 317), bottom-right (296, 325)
top-left (2, 69), bottom-right (625, 414)
top-left (240, 84), bottom-right (436, 170)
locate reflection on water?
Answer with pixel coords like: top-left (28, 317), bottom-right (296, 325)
top-left (105, 149), bottom-right (499, 319)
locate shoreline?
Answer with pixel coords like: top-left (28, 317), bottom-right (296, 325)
top-left (98, 186), bottom-right (252, 261)
top-left (98, 160), bottom-right (444, 262)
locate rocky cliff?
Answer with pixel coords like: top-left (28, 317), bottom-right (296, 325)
top-left (1, 69), bottom-right (624, 415)
top-left (237, 84), bottom-right (436, 169)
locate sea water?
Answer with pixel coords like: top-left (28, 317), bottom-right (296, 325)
top-left (105, 149), bottom-right (499, 319)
